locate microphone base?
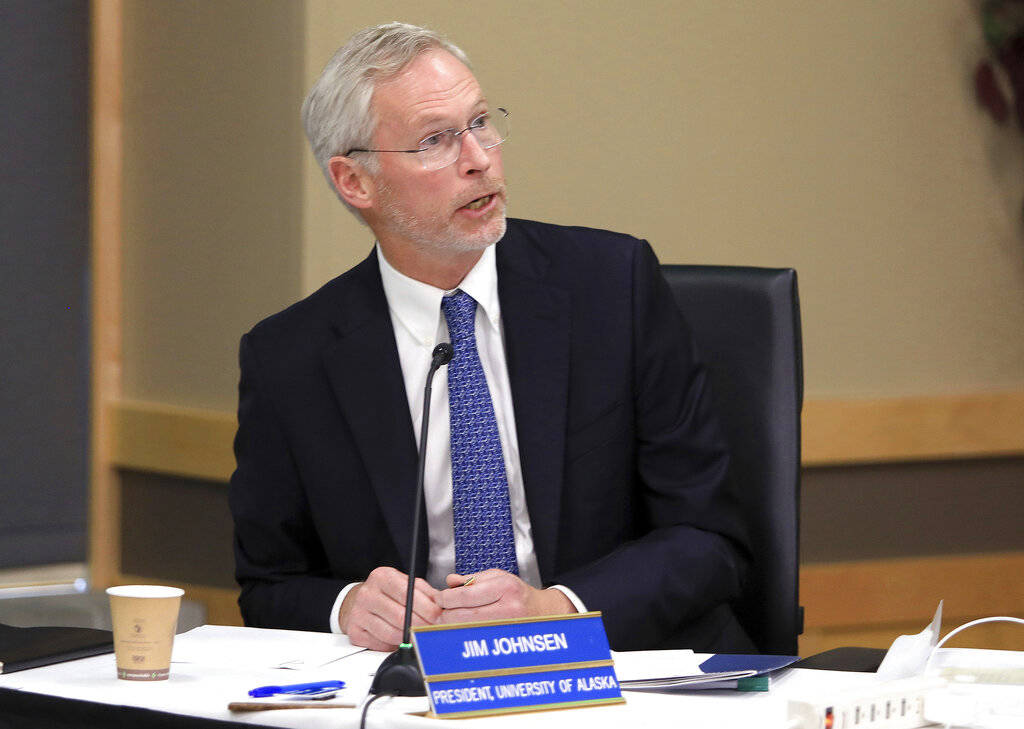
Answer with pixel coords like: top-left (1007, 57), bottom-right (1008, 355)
top-left (369, 645), bottom-right (426, 696)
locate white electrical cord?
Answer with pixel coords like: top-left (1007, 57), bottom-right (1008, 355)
top-left (923, 616), bottom-right (1024, 676)
top-left (922, 616), bottom-right (1024, 729)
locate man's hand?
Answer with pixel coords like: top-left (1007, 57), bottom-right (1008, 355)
top-left (339, 566), bottom-right (441, 651)
top-left (436, 569), bottom-right (574, 624)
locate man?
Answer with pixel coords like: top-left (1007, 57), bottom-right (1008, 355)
top-left (229, 22), bottom-right (754, 653)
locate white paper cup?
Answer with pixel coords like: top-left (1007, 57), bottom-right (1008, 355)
top-left (106, 585), bottom-right (184, 681)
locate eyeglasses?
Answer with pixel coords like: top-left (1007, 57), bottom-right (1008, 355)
top-left (345, 108), bottom-right (509, 171)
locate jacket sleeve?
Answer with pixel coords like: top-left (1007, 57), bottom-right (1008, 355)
top-left (228, 332), bottom-right (348, 632)
top-left (553, 239), bottom-right (750, 650)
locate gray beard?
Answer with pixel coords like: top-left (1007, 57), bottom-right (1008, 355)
top-left (376, 182), bottom-right (508, 254)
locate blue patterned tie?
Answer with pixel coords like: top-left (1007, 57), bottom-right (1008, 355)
top-left (441, 290), bottom-right (519, 576)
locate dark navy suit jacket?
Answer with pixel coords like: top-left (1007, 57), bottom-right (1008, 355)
top-left (229, 218), bottom-right (752, 651)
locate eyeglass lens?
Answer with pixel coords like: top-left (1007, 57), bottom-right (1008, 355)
top-left (418, 109), bottom-right (509, 170)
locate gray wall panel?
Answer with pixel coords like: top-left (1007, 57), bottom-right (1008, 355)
top-left (0, 1), bottom-right (90, 569)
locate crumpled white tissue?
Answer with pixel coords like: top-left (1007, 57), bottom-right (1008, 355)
top-left (876, 600), bottom-right (943, 680)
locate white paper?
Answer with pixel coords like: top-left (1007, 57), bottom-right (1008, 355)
top-left (170, 624), bottom-right (367, 670)
top-left (611, 650), bottom-right (764, 690)
top-left (611, 650), bottom-right (701, 681)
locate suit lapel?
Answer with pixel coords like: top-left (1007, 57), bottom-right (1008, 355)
top-left (321, 251), bottom-right (426, 575)
top-left (497, 231), bottom-right (570, 582)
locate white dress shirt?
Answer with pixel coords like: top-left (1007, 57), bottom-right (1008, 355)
top-left (329, 243), bottom-right (584, 632)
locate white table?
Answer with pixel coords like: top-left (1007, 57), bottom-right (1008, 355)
top-left (0, 625), bottom-right (881, 728)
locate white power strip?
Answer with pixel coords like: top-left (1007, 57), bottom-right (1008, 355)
top-left (787, 676), bottom-right (947, 729)
top-left (924, 682), bottom-right (1024, 729)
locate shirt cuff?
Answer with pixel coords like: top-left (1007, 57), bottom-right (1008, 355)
top-left (329, 582), bottom-right (361, 634)
top-left (547, 584), bottom-right (587, 614)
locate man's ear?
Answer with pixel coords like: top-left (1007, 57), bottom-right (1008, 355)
top-left (328, 156), bottom-right (374, 209)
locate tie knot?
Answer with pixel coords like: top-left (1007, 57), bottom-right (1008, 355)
top-left (441, 290), bottom-right (477, 339)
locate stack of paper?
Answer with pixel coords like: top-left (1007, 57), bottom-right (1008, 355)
top-left (613, 650), bottom-right (798, 691)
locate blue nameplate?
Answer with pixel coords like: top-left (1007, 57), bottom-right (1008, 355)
top-left (412, 612), bottom-right (624, 719)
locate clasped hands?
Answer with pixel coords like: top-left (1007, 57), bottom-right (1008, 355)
top-left (339, 566), bottom-right (574, 652)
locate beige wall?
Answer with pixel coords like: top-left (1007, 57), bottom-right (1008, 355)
top-left (121, 0), bottom-right (305, 411)
top-left (124, 1), bottom-right (1024, 410)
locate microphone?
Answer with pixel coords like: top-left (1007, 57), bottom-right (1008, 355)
top-left (370, 342), bottom-right (453, 696)
top-left (430, 342), bottom-right (455, 370)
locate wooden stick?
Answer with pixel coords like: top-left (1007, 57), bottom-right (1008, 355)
top-left (228, 701), bottom-right (356, 712)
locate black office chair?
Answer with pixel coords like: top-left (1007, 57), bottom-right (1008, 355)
top-left (662, 265), bottom-right (803, 656)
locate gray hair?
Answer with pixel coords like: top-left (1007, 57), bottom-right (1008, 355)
top-left (301, 22), bottom-right (472, 218)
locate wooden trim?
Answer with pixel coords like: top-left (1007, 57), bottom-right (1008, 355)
top-left (110, 392), bottom-right (1024, 484)
top-left (798, 618), bottom-right (1021, 655)
top-left (112, 400), bottom-right (236, 482)
top-left (117, 574), bottom-right (243, 627)
top-left (88, 0), bottom-right (124, 590)
top-left (803, 391), bottom-right (1024, 465)
top-left (801, 552), bottom-right (1024, 629)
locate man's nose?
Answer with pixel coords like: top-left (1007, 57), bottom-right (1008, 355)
top-left (456, 131), bottom-right (492, 175)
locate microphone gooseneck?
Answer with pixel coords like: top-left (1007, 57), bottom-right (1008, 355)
top-left (369, 343), bottom-right (453, 697)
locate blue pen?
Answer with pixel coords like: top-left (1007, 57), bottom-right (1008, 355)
top-left (248, 680), bottom-right (346, 698)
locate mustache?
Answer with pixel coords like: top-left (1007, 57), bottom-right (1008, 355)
top-left (456, 179), bottom-right (506, 207)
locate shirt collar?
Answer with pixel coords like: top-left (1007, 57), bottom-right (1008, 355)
top-left (376, 243), bottom-right (501, 345)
